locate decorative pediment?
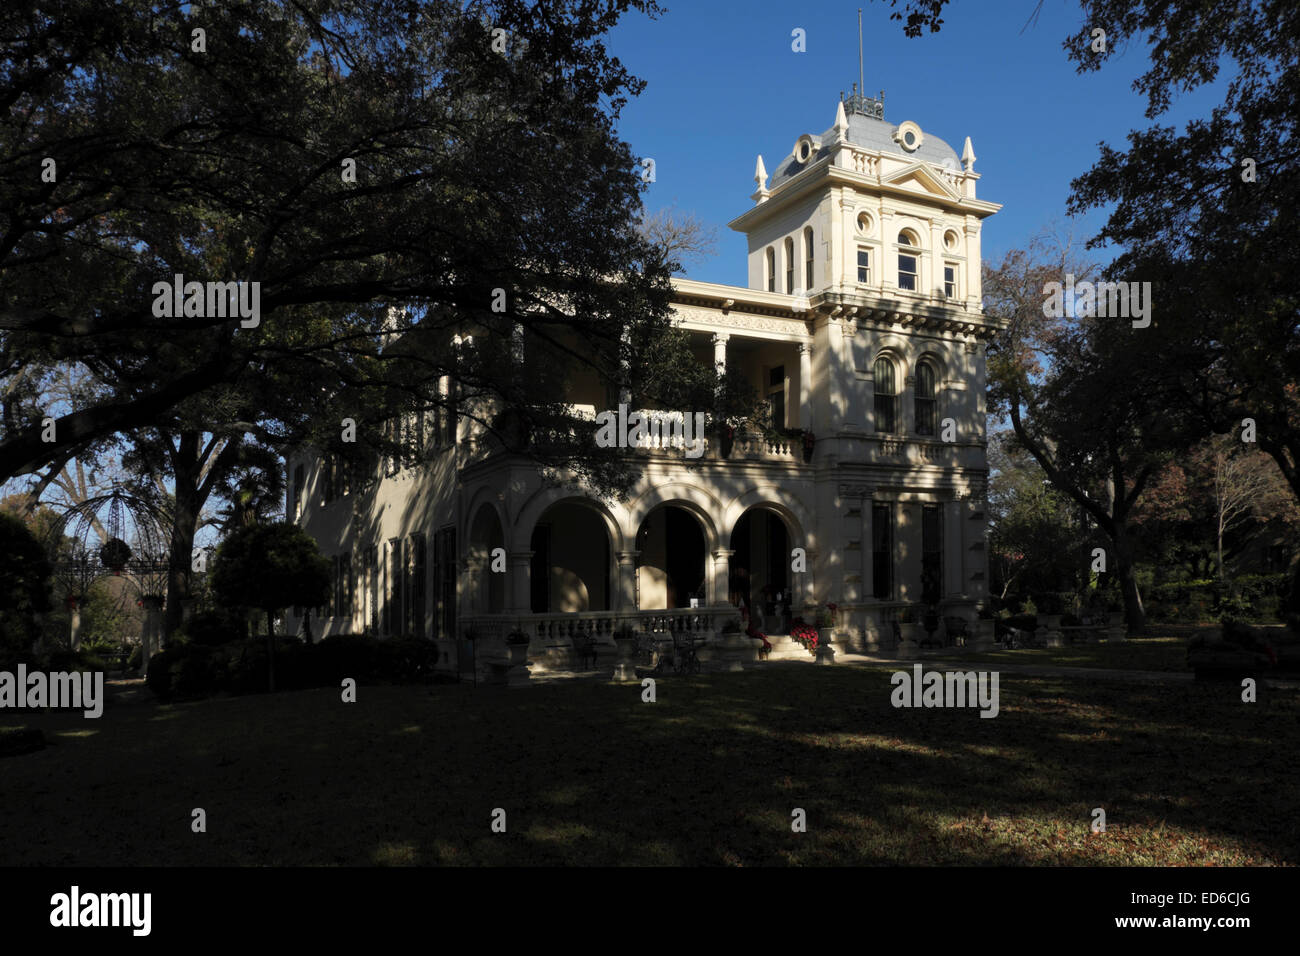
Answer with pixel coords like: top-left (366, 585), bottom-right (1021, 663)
top-left (880, 162), bottom-right (960, 200)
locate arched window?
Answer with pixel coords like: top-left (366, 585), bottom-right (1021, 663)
top-left (804, 227), bottom-right (815, 291)
top-left (784, 237), bottom-right (795, 293)
top-left (897, 231), bottom-right (919, 291)
top-left (915, 361), bottom-right (937, 436)
top-left (766, 247), bottom-right (776, 292)
top-left (874, 356), bottom-right (898, 433)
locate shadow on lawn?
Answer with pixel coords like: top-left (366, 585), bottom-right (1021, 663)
top-left (1, 668), bottom-right (1295, 866)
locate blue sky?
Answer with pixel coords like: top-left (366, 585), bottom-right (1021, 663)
top-left (607, 0), bottom-right (1230, 285)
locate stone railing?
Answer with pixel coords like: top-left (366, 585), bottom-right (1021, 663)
top-left (851, 150), bottom-right (881, 176)
top-left (732, 429), bottom-right (797, 461)
top-left (461, 607), bottom-right (732, 645)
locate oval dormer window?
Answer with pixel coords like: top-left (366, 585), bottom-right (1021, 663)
top-left (894, 121), bottom-right (924, 153)
top-left (794, 134), bottom-right (817, 165)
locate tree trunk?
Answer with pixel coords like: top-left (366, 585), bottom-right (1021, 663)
top-left (163, 432), bottom-right (204, 640)
top-left (1112, 530), bottom-right (1147, 634)
top-left (266, 609), bottom-right (276, 693)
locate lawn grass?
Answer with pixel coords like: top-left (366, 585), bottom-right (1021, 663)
top-left (2, 664), bottom-right (1296, 866)
top-left (951, 633), bottom-right (1192, 673)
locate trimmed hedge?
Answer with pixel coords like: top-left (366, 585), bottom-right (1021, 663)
top-left (146, 634), bottom-right (449, 701)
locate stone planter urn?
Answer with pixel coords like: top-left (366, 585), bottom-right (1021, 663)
top-left (504, 634), bottom-right (533, 687)
top-left (1041, 615), bottom-right (1065, 648)
top-left (814, 626), bottom-right (836, 665)
top-left (896, 621), bottom-right (920, 659)
top-left (612, 634), bottom-right (638, 682)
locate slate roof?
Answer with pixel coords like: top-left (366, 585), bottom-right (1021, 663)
top-left (768, 107), bottom-right (961, 189)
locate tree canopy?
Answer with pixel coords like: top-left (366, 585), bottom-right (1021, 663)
top-left (1, 0), bottom-right (713, 500)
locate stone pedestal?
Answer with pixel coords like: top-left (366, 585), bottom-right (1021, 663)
top-left (972, 619), bottom-right (995, 650)
top-left (69, 603), bottom-right (82, 652)
top-left (713, 630), bottom-right (757, 671)
top-left (505, 642), bottom-right (532, 687)
top-left (814, 627), bottom-right (836, 665)
top-left (896, 622), bottom-right (920, 659)
top-left (1106, 625), bottom-right (1127, 643)
top-left (612, 637), bottom-right (638, 682)
top-left (1042, 626), bottom-right (1064, 648)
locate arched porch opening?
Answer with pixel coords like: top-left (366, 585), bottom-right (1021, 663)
top-left (635, 504), bottom-right (707, 609)
top-left (730, 505), bottom-right (796, 633)
top-left (467, 503), bottom-right (506, 614)
top-left (530, 500), bottom-right (613, 613)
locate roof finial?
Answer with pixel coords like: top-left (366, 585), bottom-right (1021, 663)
top-left (962, 136), bottom-right (976, 172)
top-left (754, 154), bottom-right (768, 189)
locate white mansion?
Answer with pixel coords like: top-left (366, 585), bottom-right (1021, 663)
top-left (286, 92), bottom-right (1001, 675)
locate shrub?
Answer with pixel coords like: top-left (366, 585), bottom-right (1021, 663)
top-left (180, 609), bottom-right (249, 647)
top-left (374, 638), bottom-right (440, 683)
top-left (171, 645), bottom-right (222, 699)
top-left (1034, 592), bottom-right (1064, 616)
top-left (0, 512), bottom-right (53, 667)
top-left (140, 634), bottom-right (445, 701)
top-left (315, 634), bottom-right (378, 684)
top-left (145, 645), bottom-right (183, 699)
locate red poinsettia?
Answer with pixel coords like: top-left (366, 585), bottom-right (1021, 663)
top-left (745, 624), bottom-right (772, 654)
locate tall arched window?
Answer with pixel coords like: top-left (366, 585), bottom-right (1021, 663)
top-left (766, 247), bottom-right (776, 292)
top-left (915, 361), bottom-right (937, 436)
top-left (784, 237), bottom-right (795, 293)
top-left (874, 356), bottom-right (898, 433)
top-left (804, 227), bottom-right (815, 291)
top-left (897, 230), bottom-right (919, 291)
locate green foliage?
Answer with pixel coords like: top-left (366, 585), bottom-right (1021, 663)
top-left (0, 0), bottom-right (703, 508)
top-left (210, 523), bottom-right (330, 623)
top-left (144, 634), bottom-right (446, 701)
top-left (178, 609), bottom-right (250, 647)
top-left (0, 512), bottom-right (53, 665)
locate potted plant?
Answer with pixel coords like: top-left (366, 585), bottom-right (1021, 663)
top-left (719, 422), bottom-right (735, 459)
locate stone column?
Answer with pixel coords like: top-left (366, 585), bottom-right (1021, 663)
top-left (69, 599), bottom-right (82, 652)
top-left (838, 194), bottom-right (855, 291)
top-left (929, 217), bottom-right (944, 298)
top-left (880, 207), bottom-right (894, 290)
top-left (711, 549), bottom-right (734, 607)
top-left (944, 498), bottom-right (964, 598)
top-left (506, 551), bottom-right (533, 614)
top-left (964, 220), bottom-right (981, 304)
top-left (713, 333), bottom-right (728, 372)
top-left (616, 550), bottom-right (639, 613)
top-left (798, 342), bottom-right (812, 430)
top-left (139, 595), bottom-right (164, 675)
